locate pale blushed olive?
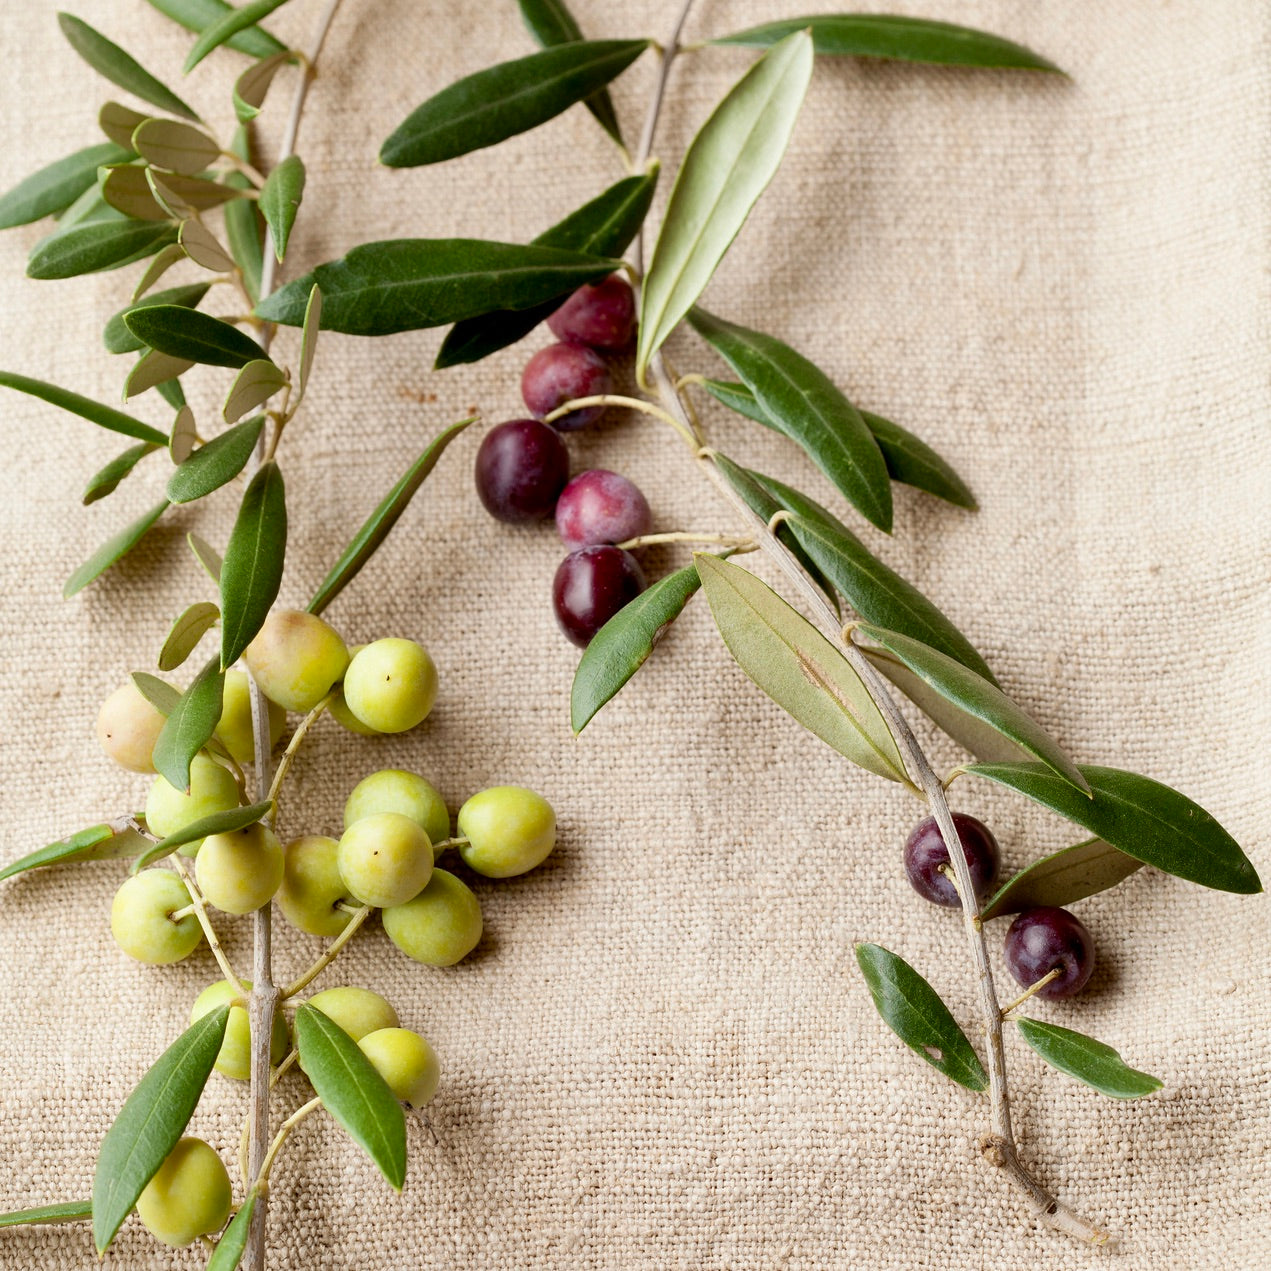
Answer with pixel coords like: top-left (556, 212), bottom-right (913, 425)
top-left (344, 770), bottom-right (450, 853)
top-left (382, 869), bottom-right (482, 967)
top-left (306, 986), bottom-right (399, 1042)
top-left (337, 812), bottom-right (432, 909)
top-left (191, 979), bottom-right (289, 1081)
top-left (195, 823), bottom-right (283, 915)
top-left (243, 609), bottom-right (349, 713)
top-left (358, 1028), bottom-right (440, 1108)
top-left (144, 754), bottom-right (241, 855)
top-left (110, 871), bottom-right (201, 965)
top-left (95, 682), bottom-right (165, 774)
top-left (135, 1137), bottom-right (231, 1248)
top-left (215, 669), bottom-right (286, 765)
top-left (277, 835), bottom-right (355, 937)
top-left (457, 786), bottom-right (556, 878)
top-left (342, 638), bottom-right (438, 734)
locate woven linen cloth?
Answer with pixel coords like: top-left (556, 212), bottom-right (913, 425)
top-left (0, 1), bottom-right (1266, 1266)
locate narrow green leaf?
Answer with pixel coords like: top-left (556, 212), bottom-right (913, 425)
top-left (695, 553), bottom-right (905, 783)
top-left (170, 404), bottom-right (197, 463)
top-left (104, 283), bottom-right (212, 355)
top-left (132, 119), bottom-right (221, 176)
top-left (131, 801), bottom-right (269, 872)
top-left (853, 623), bottom-right (1087, 793)
top-left (965, 763), bottom-right (1261, 895)
top-left (187, 531), bottom-right (223, 583)
top-left (83, 441), bottom-right (160, 505)
top-left (855, 942), bottom-right (987, 1091)
top-left (180, 218), bottom-right (236, 271)
top-left (690, 308), bottom-right (891, 531)
top-left (714, 15), bottom-right (1063, 73)
top-left (54, 183), bottom-right (126, 231)
top-left (0, 371), bottom-right (167, 445)
top-left (638, 31), bottom-right (813, 376)
top-left (101, 165), bottom-right (170, 221)
top-left (167, 415), bottom-right (265, 503)
top-left (1016, 1019), bottom-right (1162, 1099)
top-left (185, 0), bottom-right (293, 73)
top-left (220, 460), bottom-right (287, 667)
top-left (206, 1190), bottom-right (256, 1270)
top-left (150, 170), bottom-right (245, 215)
top-left (224, 125), bottom-right (263, 301)
top-left (99, 101), bottom-right (151, 150)
top-left (256, 239), bottom-right (622, 335)
top-left (28, 219), bottom-right (177, 280)
top-left (0, 819), bottom-right (147, 883)
top-left (64, 499), bottom-right (169, 598)
top-left (0, 142), bottom-right (131, 229)
top-left (224, 361), bottom-right (287, 423)
top-left (0, 1201), bottom-right (93, 1229)
top-left (133, 242), bottom-right (187, 299)
top-left (308, 417), bottom-right (474, 615)
top-left (92, 1006), bottom-right (231, 1253)
top-left (234, 50), bottom-right (296, 122)
top-left (157, 377), bottom-right (187, 409)
top-left (259, 154), bottom-right (304, 261)
top-left (295, 285), bottom-right (321, 406)
top-left (152, 656), bottom-right (225, 791)
top-left (159, 601), bottom-right (220, 672)
top-left (700, 377), bottom-right (774, 425)
top-left (517, 0), bottom-right (624, 145)
top-left (132, 672), bottom-right (181, 715)
top-left (380, 40), bottom-right (648, 168)
top-left (571, 563), bottom-right (703, 734)
top-left (59, 13), bottom-right (200, 121)
top-left (981, 838), bottom-right (1143, 922)
top-left (436, 170), bottom-right (657, 368)
top-left (126, 351), bottom-right (195, 401)
top-left (294, 1005), bottom-right (406, 1190)
top-left (143, 0), bottom-right (287, 58)
top-left (124, 306), bottom-right (270, 369)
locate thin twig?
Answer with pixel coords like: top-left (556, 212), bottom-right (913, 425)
top-left (543, 393), bottom-right (698, 448)
top-left (266, 693), bottom-right (332, 809)
top-left (168, 854), bottom-right (246, 996)
top-left (281, 904), bottom-right (373, 1000)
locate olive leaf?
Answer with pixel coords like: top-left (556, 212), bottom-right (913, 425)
top-left (83, 442), bottom-right (160, 505)
top-left (27, 219), bottom-right (178, 280)
top-left (0, 371), bottom-right (167, 445)
top-left (64, 499), bottom-right (169, 598)
top-left (308, 417), bottom-right (474, 615)
top-left (694, 553), bottom-right (906, 784)
top-left (180, 218), bottom-right (236, 271)
top-left (0, 142), bottom-right (130, 229)
top-left (143, 0), bottom-right (287, 59)
top-left (206, 1189), bottom-right (256, 1270)
top-left (257, 239), bottom-right (623, 336)
top-left (92, 1006), bottom-right (231, 1254)
top-left (0, 1201), bottom-right (93, 1229)
top-left (101, 165), bottom-right (171, 222)
top-left (224, 125), bottom-right (264, 301)
top-left (1015, 1019), bottom-right (1162, 1100)
top-left (132, 671), bottom-right (182, 715)
top-left (59, 13), bottom-right (201, 121)
top-left (855, 942), bottom-right (987, 1091)
top-left (638, 31), bottom-right (813, 376)
top-left (259, 154), bottom-right (304, 261)
top-left (132, 119), bottom-right (221, 175)
top-left (220, 460), bottom-right (287, 667)
top-left (99, 101), bottom-right (151, 150)
top-left (517, 0), bottom-right (624, 145)
top-left (159, 601), bottom-right (221, 672)
top-left (185, 0), bottom-right (294, 73)
top-left (0, 819), bottom-right (148, 884)
top-left (852, 623), bottom-right (1088, 793)
top-left (690, 309), bottom-right (892, 532)
top-left (132, 242), bottom-right (187, 299)
top-left (295, 285), bottom-right (321, 407)
top-left (131, 801), bottom-right (272, 872)
top-left (169, 404), bottom-right (198, 463)
top-left (234, 50), bottom-right (296, 122)
top-left (981, 838), bottom-right (1144, 922)
top-left (124, 306), bottom-right (270, 369)
top-left (157, 375), bottom-right (187, 411)
top-left (571, 563), bottom-right (703, 734)
top-left (714, 14), bottom-right (1063, 73)
top-left (187, 530), bottom-right (223, 583)
top-left (966, 763), bottom-right (1261, 895)
top-left (151, 655), bottom-right (225, 791)
top-left (126, 350), bottom-right (195, 401)
top-left (294, 1005), bottom-right (407, 1190)
top-left (103, 283), bottom-right (212, 355)
top-left (436, 170), bottom-right (657, 368)
top-left (224, 362), bottom-right (287, 423)
top-left (380, 40), bottom-right (648, 168)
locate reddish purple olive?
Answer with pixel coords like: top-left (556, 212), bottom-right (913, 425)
top-left (521, 342), bottom-right (612, 431)
top-left (1003, 906), bottom-right (1096, 999)
top-left (903, 813), bottom-right (999, 908)
top-left (547, 273), bottom-right (636, 350)
top-left (552, 546), bottom-right (647, 647)
top-left (474, 419), bottom-right (569, 523)
top-left (555, 469), bottom-right (652, 550)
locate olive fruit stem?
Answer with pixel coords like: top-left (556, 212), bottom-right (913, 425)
top-left (543, 394), bottom-right (697, 449)
top-left (266, 692), bottom-right (333, 809)
top-left (281, 904), bottom-right (373, 1000)
top-left (428, 836), bottom-right (469, 855)
top-left (168, 854), bottom-right (246, 996)
top-left (616, 531), bottom-right (754, 550)
top-left (270, 1048), bottom-right (299, 1088)
top-left (257, 1096), bottom-right (322, 1189)
top-left (999, 969), bottom-right (1063, 1018)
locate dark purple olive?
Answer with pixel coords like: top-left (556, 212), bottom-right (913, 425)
top-left (555, 470), bottom-right (652, 550)
top-left (903, 813), bottom-right (1000, 908)
top-left (552, 546), bottom-right (647, 647)
top-left (547, 274), bottom-right (636, 350)
top-left (521, 342), bottom-right (612, 431)
top-left (473, 419), bottom-right (569, 523)
top-left (1003, 906), bottom-right (1096, 999)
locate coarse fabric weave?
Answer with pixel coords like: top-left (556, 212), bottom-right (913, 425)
top-left (0, 1), bottom-right (1266, 1267)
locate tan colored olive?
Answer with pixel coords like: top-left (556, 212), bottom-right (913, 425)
top-left (96, 682), bottom-right (165, 773)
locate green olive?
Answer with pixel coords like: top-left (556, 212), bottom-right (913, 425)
top-left (110, 871), bottom-right (201, 965)
top-left (96, 682), bottom-right (165, 774)
top-left (277, 835), bottom-right (355, 937)
top-left (344, 770), bottom-right (450, 853)
top-left (190, 980), bottom-right (289, 1082)
top-left (144, 754), bottom-right (241, 856)
top-left (195, 823), bottom-right (284, 914)
top-left (336, 812), bottom-right (432, 909)
top-left (382, 869), bottom-right (482, 967)
top-left (215, 669), bottom-right (286, 765)
top-left (358, 1028), bottom-right (440, 1108)
top-left (457, 786), bottom-right (556, 878)
top-left (243, 609), bottom-right (349, 713)
top-left (135, 1137), bottom-right (231, 1248)
top-left (342, 638), bottom-right (437, 734)
top-left (306, 986), bottom-right (399, 1043)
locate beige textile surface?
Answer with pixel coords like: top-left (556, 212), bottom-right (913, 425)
top-left (0, 0), bottom-right (1267, 1267)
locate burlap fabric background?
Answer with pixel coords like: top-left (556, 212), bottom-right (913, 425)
top-left (0, 1), bottom-right (1266, 1266)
